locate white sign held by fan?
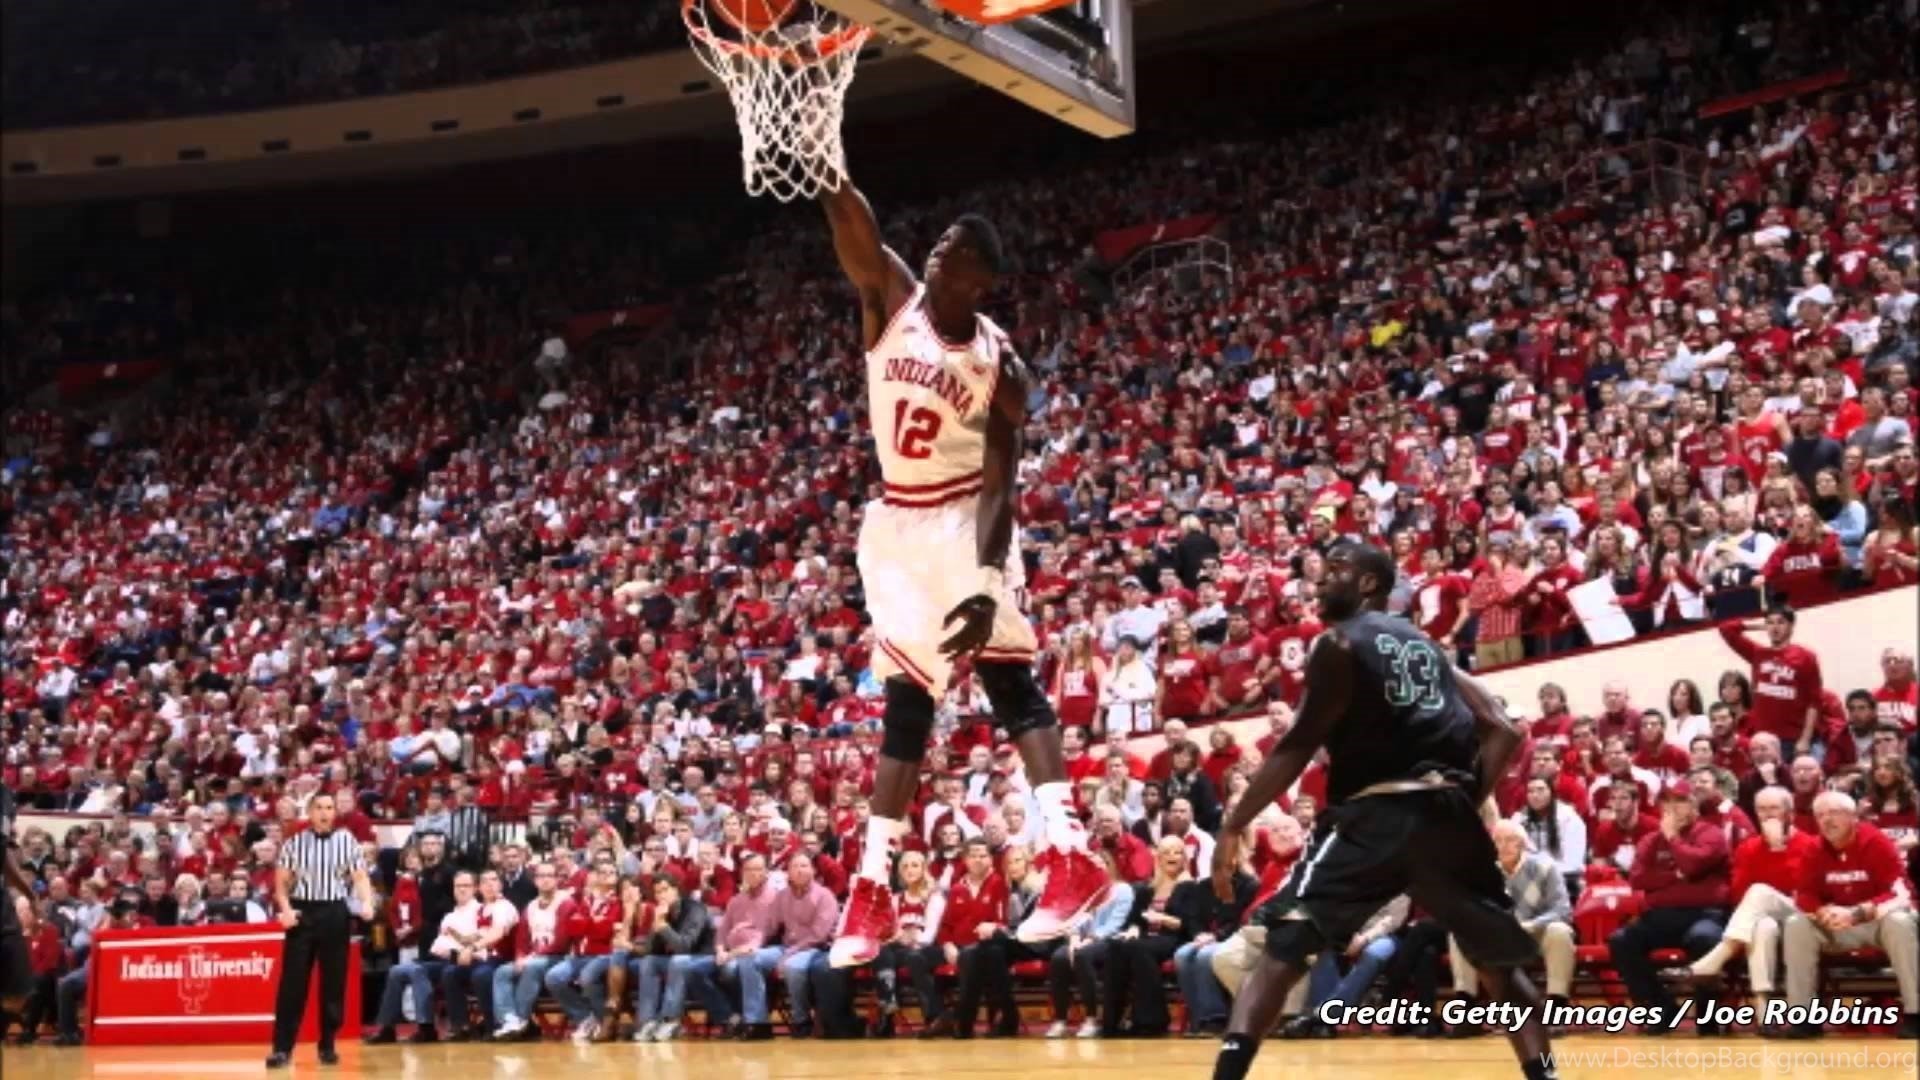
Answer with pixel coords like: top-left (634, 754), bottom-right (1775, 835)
top-left (1567, 577), bottom-right (1636, 646)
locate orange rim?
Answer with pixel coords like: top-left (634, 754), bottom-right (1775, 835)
top-left (682, 0), bottom-right (870, 63)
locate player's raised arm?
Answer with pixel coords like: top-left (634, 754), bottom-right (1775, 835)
top-left (1453, 666), bottom-right (1521, 809)
top-left (818, 181), bottom-right (916, 350)
top-left (1211, 633), bottom-right (1353, 898)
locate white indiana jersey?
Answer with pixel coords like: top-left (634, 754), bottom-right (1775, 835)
top-left (866, 283), bottom-right (1011, 507)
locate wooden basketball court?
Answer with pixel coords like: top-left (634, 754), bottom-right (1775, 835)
top-left (4, 1034), bottom-right (1914, 1079)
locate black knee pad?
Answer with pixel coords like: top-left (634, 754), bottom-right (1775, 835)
top-left (975, 660), bottom-right (1056, 737)
top-left (880, 677), bottom-right (935, 762)
top-left (1263, 917), bottom-right (1326, 967)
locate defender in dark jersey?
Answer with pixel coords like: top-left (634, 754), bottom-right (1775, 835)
top-left (1, 783), bottom-right (35, 1012)
top-left (1207, 542), bottom-right (1558, 1080)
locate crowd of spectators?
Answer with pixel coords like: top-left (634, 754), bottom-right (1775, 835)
top-left (3, 0), bottom-right (1919, 1049)
top-left (1, 0), bottom-right (682, 128)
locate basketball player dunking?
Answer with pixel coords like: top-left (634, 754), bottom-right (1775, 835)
top-left (817, 176), bottom-right (1109, 966)
top-left (1208, 542), bottom-right (1559, 1080)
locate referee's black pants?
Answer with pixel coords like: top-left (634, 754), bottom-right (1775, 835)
top-left (273, 900), bottom-right (351, 1054)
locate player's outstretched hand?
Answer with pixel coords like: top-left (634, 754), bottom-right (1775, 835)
top-left (939, 594), bottom-right (997, 658)
top-left (1210, 829), bottom-right (1241, 903)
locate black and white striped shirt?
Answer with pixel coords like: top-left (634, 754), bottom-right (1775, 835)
top-left (280, 829), bottom-right (363, 903)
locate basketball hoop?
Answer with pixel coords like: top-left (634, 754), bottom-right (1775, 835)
top-left (684, 0), bottom-right (871, 202)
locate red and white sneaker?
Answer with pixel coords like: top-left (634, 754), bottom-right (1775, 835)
top-left (1015, 846), bottom-right (1111, 943)
top-left (829, 875), bottom-right (897, 968)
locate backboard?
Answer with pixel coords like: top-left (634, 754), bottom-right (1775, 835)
top-left (814, 0), bottom-right (1134, 137)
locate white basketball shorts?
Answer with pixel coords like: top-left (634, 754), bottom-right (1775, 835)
top-left (857, 495), bottom-right (1038, 693)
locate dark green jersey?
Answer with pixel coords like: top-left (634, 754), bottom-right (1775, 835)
top-left (1323, 610), bottom-right (1479, 804)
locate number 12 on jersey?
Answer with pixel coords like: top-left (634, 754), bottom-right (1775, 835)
top-left (892, 399), bottom-right (941, 459)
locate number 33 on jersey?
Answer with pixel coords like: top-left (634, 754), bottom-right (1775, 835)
top-left (867, 283), bottom-right (1009, 507)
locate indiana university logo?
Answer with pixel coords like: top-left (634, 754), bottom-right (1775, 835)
top-left (179, 947), bottom-right (214, 1015)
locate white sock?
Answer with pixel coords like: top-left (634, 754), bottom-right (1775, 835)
top-left (860, 815), bottom-right (908, 883)
top-left (1034, 782), bottom-right (1087, 852)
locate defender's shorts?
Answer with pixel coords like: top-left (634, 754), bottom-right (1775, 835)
top-left (1258, 785), bottom-right (1539, 971)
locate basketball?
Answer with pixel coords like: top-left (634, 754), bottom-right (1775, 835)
top-left (710, 0), bottom-right (798, 33)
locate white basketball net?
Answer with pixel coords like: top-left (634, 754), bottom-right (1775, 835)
top-left (685, 2), bottom-right (870, 202)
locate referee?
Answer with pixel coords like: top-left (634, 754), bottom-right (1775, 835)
top-left (268, 793), bottom-right (371, 1069)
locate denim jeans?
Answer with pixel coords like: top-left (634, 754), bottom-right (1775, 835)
top-left (778, 949), bottom-right (821, 1025)
top-left (1305, 937), bottom-right (1398, 1012)
top-left (682, 956), bottom-right (728, 1023)
top-left (376, 960), bottom-right (446, 1029)
top-left (440, 961), bottom-right (498, 1033)
top-left (632, 953), bottom-right (698, 1023)
top-left (689, 947), bottom-right (782, 1024)
top-left (1173, 940), bottom-right (1230, 1028)
top-left (491, 954), bottom-right (560, 1027)
top-left (545, 954), bottom-right (616, 1024)
top-left (55, 968), bottom-right (88, 1038)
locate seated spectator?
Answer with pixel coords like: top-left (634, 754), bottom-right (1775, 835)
top-left (1632, 713), bottom-right (1692, 783)
top-left (490, 862), bottom-right (577, 1039)
top-left (1589, 784), bottom-right (1658, 871)
top-left (1163, 743), bottom-right (1222, 834)
top-left (1171, 845), bottom-right (1254, 1037)
top-left (1776, 792), bottom-right (1920, 1039)
top-left (1371, 905), bottom-right (1452, 1038)
top-left (1688, 766), bottom-right (1757, 849)
top-left (1284, 896), bottom-right (1409, 1039)
top-left (1676, 786), bottom-right (1814, 1011)
top-left (811, 849), bottom-right (944, 1038)
top-left (542, 861), bottom-right (624, 1043)
top-left (1702, 703), bottom-right (1754, 778)
top-left (628, 871), bottom-right (714, 1042)
top-left (1089, 805), bottom-right (1152, 883)
top-left (1044, 854), bottom-right (1134, 1039)
top-left (54, 895), bottom-right (148, 1045)
top-left (1859, 758), bottom-right (1918, 854)
top-left (1093, 756), bottom-right (1146, 827)
top-left (1513, 776), bottom-right (1589, 900)
top-left (1589, 736), bottom-right (1660, 815)
top-left (685, 852), bottom-right (782, 1039)
top-left (439, 869), bottom-right (518, 1040)
top-left (365, 869), bottom-right (481, 1044)
top-left (1451, 821), bottom-right (1575, 1018)
top-left (1877, 648), bottom-right (1917, 735)
top-left (766, 853), bottom-right (837, 1038)
top-left (1097, 836), bottom-right (1201, 1038)
top-left (11, 896), bottom-right (67, 1043)
top-left (1787, 756), bottom-right (1826, 834)
top-left (1828, 690), bottom-right (1895, 771)
top-left (1606, 785), bottom-right (1731, 1033)
top-left (1737, 733), bottom-right (1789, 820)
top-left (912, 838), bottom-right (1005, 1038)
top-left (945, 844), bottom-right (1048, 1038)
